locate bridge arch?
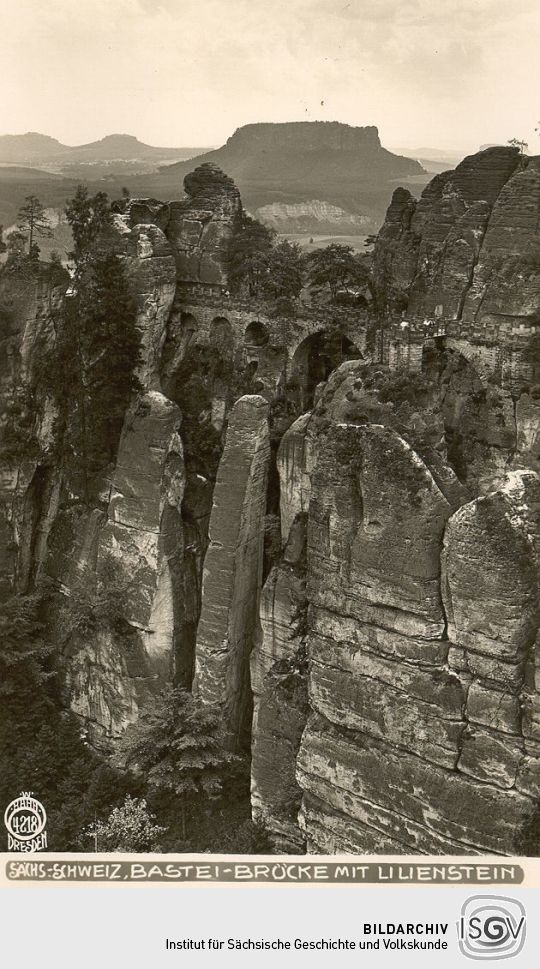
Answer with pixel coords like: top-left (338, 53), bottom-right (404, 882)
top-left (423, 335), bottom-right (492, 389)
top-left (244, 320), bottom-right (270, 348)
top-left (209, 316), bottom-right (234, 358)
top-left (289, 328), bottom-right (364, 411)
top-left (440, 338), bottom-right (492, 387)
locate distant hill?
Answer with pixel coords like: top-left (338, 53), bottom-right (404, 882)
top-left (393, 145), bottom-right (466, 162)
top-left (0, 165), bottom-right (65, 181)
top-left (0, 133), bottom-right (66, 163)
top-left (143, 122), bottom-right (428, 233)
top-left (0, 132), bottom-right (210, 166)
top-left (0, 136), bottom-right (211, 234)
top-left (389, 145), bottom-right (468, 174)
top-left (0, 123), bottom-right (431, 244)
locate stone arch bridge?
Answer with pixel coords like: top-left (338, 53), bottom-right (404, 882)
top-left (162, 297), bottom-right (370, 405)
top-left (162, 296), bottom-right (537, 402)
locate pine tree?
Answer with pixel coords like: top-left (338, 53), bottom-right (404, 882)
top-left (119, 689), bottom-right (238, 840)
top-left (65, 185), bottom-right (111, 267)
top-left (17, 195), bottom-right (53, 255)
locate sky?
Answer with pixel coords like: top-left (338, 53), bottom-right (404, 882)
top-left (2, 0), bottom-right (539, 154)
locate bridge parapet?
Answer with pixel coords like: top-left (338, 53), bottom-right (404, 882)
top-left (381, 315), bottom-right (539, 393)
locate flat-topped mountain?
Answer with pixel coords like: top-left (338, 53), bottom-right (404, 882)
top-left (162, 121), bottom-right (422, 178)
top-left (151, 121), bottom-right (426, 233)
top-left (220, 120), bottom-right (383, 153)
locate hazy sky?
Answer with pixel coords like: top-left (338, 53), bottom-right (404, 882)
top-left (2, 0), bottom-right (539, 153)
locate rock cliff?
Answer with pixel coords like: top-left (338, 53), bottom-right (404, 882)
top-left (373, 146), bottom-right (540, 329)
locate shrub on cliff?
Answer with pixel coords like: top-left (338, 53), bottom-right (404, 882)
top-left (0, 592), bottom-right (51, 699)
top-left (377, 369), bottom-right (435, 406)
top-left (83, 795), bottom-right (165, 852)
top-left (59, 554), bottom-right (135, 641)
top-left (0, 386), bottom-right (40, 467)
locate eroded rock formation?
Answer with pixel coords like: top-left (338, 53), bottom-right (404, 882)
top-left (166, 164), bottom-right (242, 289)
top-left (373, 146), bottom-right (540, 330)
top-left (194, 395), bottom-right (270, 746)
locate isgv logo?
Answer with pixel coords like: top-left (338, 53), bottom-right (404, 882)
top-left (4, 792), bottom-right (48, 852)
top-left (457, 895), bottom-right (526, 960)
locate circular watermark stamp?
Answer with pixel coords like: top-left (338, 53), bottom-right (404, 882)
top-left (4, 792), bottom-right (48, 851)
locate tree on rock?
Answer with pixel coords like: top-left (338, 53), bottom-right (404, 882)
top-left (119, 688), bottom-right (238, 840)
top-left (263, 240), bottom-right (305, 302)
top-left (306, 243), bottom-right (368, 301)
top-left (66, 185), bottom-right (111, 267)
top-left (228, 213), bottom-right (275, 297)
top-left (17, 195), bottom-right (53, 256)
top-left (507, 137), bottom-right (528, 155)
top-left (5, 230), bottom-right (28, 269)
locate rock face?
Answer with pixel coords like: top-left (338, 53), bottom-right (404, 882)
top-left (461, 165), bottom-right (540, 323)
top-left (0, 265), bottom-right (67, 596)
top-left (119, 212), bottom-right (177, 389)
top-left (194, 395), bottom-right (270, 746)
top-left (57, 391), bottom-right (185, 744)
top-left (515, 393), bottom-right (540, 472)
top-left (295, 417), bottom-right (540, 852)
top-left (255, 200), bottom-right (370, 233)
top-left (373, 146), bottom-right (540, 327)
top-left (444, 472), bottom-right (540, 796)
top-left (276, 414), bottom-right (313, 544)
top-left (166, 164), bottom-right (242, 289)
top-left (251, 515), bottom-right (308, 850)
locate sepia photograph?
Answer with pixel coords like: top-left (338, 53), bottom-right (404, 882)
top-left (1, 0), bottom-right (540, 866)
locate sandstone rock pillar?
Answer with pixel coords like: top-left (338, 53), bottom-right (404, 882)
top-left (194, 395), bottom-right (270, 747)
top-left (61, 391), bottom-right (185, 744)
top-left (250, 515), bottom-right (309, 851)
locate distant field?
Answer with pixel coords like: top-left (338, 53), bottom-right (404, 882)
top-left (277, 233), bottom-right (369, 252)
